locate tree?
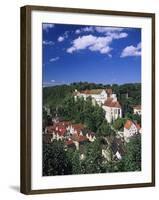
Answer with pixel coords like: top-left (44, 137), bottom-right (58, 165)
top-left (97, 120), bottom-right (115, 137)
top-left (125, 113), bottom-right (141, 125)
top-left (113, 118), bottom-right (126, 131)
top-left (43, 141), bottom-right (72, 176)
top-left (66, 149), bottom-right (82, 174)
top-left (81, 139), bottom-right (103, 174)
top-left (122, 134), bottom-right (141, 171)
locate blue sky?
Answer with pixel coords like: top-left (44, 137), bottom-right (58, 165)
top-left (42, 23), bottom-right (141, 87)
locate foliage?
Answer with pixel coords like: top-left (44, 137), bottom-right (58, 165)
top-left (113, 118), bottom-right (126, 131)
top-left (97, 120), bottom-right (115, 137)
top-left (43, 141), bottom-right (72, 176)
top-left (125, 113), bottom-right (141, 125)
top-left (42, 82), bottom-right (141, 175)
top-left (80, 139), bottom-right (103, 174)
top-left (122, 134), bottom-right (141, 171)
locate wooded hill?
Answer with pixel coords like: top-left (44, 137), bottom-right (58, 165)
top-left (43, 82), bottom-right (141, 116)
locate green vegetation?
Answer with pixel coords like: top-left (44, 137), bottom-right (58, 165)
top-left (43, 135), bottom-right (141, 175)
top-left (43, 82), bottom-right (141, 175)
top-left (43, 82), bottom-right (141, 116)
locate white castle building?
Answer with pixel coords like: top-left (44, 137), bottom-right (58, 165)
top-left (74, 88), bottom-right (122, 123)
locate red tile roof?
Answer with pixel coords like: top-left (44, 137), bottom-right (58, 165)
top-left (80, 89), bottom-right (103, 95)
top-left (72, 123), bottom-right (84, 130)
top-left (104, 97), bottom-right (121, 108)
top-left (65, 139), bottom-right (74, 146)
top-left (124, 120), bottom-right (133, 129)
top-left (106, 88), bottom-right (112, 96)
top-left (124, 120), bottom-right (141, 130)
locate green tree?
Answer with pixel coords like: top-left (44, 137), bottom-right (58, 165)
top-left (81, 139), bottom-right (103, 174)
top-left (97, 120), bottom-right (115, 137)
top-left (43, 141), bottom-right (72, 176)
top-left (122, 134), bottom-right (141, 171)
top-left (113, 118), bottom-right (126, 131)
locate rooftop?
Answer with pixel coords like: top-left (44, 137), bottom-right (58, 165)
top-left (104, 97), bottom-right (121, 108)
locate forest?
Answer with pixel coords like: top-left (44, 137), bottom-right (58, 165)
top-left (43, 82), bottom-right (141, 115)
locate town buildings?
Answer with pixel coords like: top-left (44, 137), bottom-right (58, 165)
top-left (43, 121), bottom-right (96, 150)
top-left (124, 119), bottom-right (141, 142)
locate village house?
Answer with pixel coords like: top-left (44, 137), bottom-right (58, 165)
top-left (74, 88), bottom-right (122, 123)
top-left (43, 121), bottom-right (92, 150)
top-left (86, 132), bottom-right (96, 142)
top-left (124, 119), bottom-right (141, 142)
top-left (133, 105), bottom-right (141, 115)
top-left (110, 138), bottom-right (125, 160)
top-left (102, 97), bottom-right (122, 123)
top-left (101, 137), bottom-right (125, 161)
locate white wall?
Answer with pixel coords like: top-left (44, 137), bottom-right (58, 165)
top-left (0, 0), bottom-right (158, 199)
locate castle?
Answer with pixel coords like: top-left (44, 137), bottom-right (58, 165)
top-left (74, 88), bottom-right (122, 123)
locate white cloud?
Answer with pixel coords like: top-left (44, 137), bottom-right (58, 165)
top-left (120, 42), bottom-right (141, 58)
top-left (43, 40), bottom-right (54, 45)
top-left (67, 35), bottom-right (113, 55)
top-left (83, 26), bottom-right (94, 32)
top-left (68, 26), bottom-right (129, 56)
top-left (49, 57), bottom-right (59, 62)
top-left (75, 29), bottom-right (81, 34)
top-left (51, 80), bottom-right (55, 82)
top-left (43, 24), bottom-right (54, 32)
top-left (75, 26), bottom-right (128, 36)
top-left (67, 32), bottom-right (127, 55)
top-left (107, 32), bottom-right (128, 39)
top-left (75, 26), bottom-right (94, 34)
top-left (95, 27), bottom-right (124, 33)
top-left (57, 36), bottom-right (65, 42)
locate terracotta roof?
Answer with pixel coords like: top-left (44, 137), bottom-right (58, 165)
top-left (80, 89), bottom-right (103, 95)
top-left (124, 120), bottom-right (133, 129)
top-left (104, 97), bottom-right (121, 108)
top-left (78, 135), bottom-right (88, 142)
top-left (71, 134), bottom-right (88, 142)
top-left (106, 88), bottom-right (112, 95)
top-left (124, 120), bottom-right (141, 130)
top-left (65, 139), bottom-right (74, 146)
top-left (56, 128), bottom-right (66, 136)
top-left (72, 123), bottom-right (84, 130)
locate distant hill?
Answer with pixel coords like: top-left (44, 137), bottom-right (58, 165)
top-left (43, 82), bottom-right (141, 111)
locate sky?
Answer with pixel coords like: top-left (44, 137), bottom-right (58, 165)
top-left (42, 23), bottom-right (141, 87)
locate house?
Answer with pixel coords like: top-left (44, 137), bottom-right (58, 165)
top-left (68, 123), bottom-right (84, 135)
top-left (110, 138), bottom-right (125, 160)
top-left (102, 97), bottom-right (122, 123)
top-left (86, 132), bottom-right (96, 142)
top-left (124, 120), bottom-right (141, 142)
top-left (101, 137), bottom-right (125, 161)
top-left (133, 105), bottom-right (141, 115)
top-left (74, 88), bottom-right (122, 123)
